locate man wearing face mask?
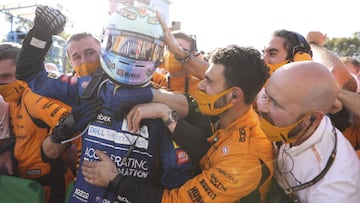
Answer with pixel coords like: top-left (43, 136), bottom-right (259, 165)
top-left (260, 29), bottom-right (353, 134)
top-left (66, 32), bottom-right (102, 77)
top-left (81, 45), bottom-right (274, 203)
top-left (0, 42), bottom-right (100, 203)
top-left (17, 6), bottom-right (207, 203)
top-left (257, 61), bottom-right (360, 203)
top-left (262, 29), bottom-right (313, 75)
top-left (16, 11), bottom-right (103, 177)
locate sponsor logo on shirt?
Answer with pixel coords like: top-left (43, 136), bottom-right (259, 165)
top-left (222, 146), bottom-right (229, 155)
top-left (210, 173), bottom-right (227, 192)
top-left (47, 72), bottom-right (61, 79)
top-left (26, 169), bottom-right (41, 176)
top-left (81, 80), bottom-right (89, 89)
top-left (187, 186), bottom-right (204, 203)
top-left (176, 149), bottom-right (190, 165)
top-left (239, 128), bottom-right (246, 142)
top-left (96, 113), bottom-right (112, 126)
top-left (216, 168), bottom-right (238, 184)
top-left (74, 187), bottom-right (89, 201)
top-left (84, 146), bottom-right (150, 179)
top-left (116, 195), bottom-right (131, 203)
top-left (87, 124), bottom-right (149, 149)
top-left (200, 179), bottom-right (216, 200)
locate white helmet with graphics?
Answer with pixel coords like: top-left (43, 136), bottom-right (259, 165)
top-left (100, 6), bottom-right (165, 86)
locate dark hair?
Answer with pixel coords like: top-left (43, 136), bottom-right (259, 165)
top-left (67, 32), bottom-right (100, 45)
top-left (272, 29), bottom-right (312, 60)
top-left (0, 42), bottom-right (21, 62)
top-left (172, 31), bottom-right (197, 52)
top-left (210, 45), bottom-right (269, 105)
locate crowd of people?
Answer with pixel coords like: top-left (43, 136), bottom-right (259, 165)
top-left (0, 2), bottom-right (360, 203)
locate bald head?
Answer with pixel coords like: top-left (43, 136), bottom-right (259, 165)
top-left (268, 61), bottom-right (339, 113)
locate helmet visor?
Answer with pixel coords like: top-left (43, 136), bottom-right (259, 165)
top-left (102, 29), bottom-right (164, 63)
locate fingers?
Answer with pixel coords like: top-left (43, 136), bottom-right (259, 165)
top-left (95, 149), bottom-right (110, 161)
top-left (82, 167), bottom-right (99, 186)
top-left (155, 9), bottom-right (179, 52)
top-left (82, 162), bottom-right (94, 180)
top-left (155, 10), bottom-right (170, 34)
top-left (84, 176), bottom-right (93, 184)
top-left (126, 105), bottom-right (141, 132)
top-left (82, 159), bottom-right (93, 167)
top-left (82, 161), bottom-right (100, 183)
top-left (126, 106), bottom-right (136, 131)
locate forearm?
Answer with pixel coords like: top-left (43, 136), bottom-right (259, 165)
top-left (41, 136), bottom-right (69, 159)
top-left (310, 44), bottom-right (355, 91)
top-left (181, 56), bottom-right (208, 79)
top-left (338, 89), bottom-right (360, 117)
top-left (173, 50), bottom-right (208, 80)
top-left (152, 88), bottom-right (189, 117)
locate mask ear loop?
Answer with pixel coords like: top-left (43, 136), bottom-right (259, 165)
top-left (287, 112), bottom-right (315, 140)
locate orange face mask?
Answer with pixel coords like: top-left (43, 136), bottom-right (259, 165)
top-left (260, 112), bottom-right (313, 144)
top-left (193, 87), bottom-right (234, 116)
top-left (163, 50), bottom-right (183, 74)
top-left (74, 60), bottom-right (101, 77)
top-left (0, 80), bottom-right (24, 102)
top-left (266, 60), bottom-right (289, 75)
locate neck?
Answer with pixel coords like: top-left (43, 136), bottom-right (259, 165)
top-left (218, 105), bottom-right (251, 129)
top-left (292, 122), bottom-right (319, 146)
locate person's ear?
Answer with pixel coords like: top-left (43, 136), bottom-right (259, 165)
top-left (230, 87), bottom-right (243, 103)
top-left (329, 99), bottom-right (343, 114)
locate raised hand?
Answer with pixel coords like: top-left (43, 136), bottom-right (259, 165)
top-left (306, 31), bottom-right (327, 46)
top-left (34, 5), bottom-right (66, 35)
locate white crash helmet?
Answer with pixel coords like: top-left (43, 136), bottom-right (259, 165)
top-left (100, 6), bottom-right (165, 86)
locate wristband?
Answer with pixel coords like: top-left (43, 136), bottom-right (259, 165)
top-left (308, 42), bottom-right (318, 45)
top-left (183, 93), bottom-right (202, 120)
top-left (174, 49), bottom-right (192, 63)
top-left (107, 173), bottom-right (124, 194)
top-left (50, 113), bottom-right (76, 143)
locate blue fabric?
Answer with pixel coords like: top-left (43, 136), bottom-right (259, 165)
top-left (26, 73), bottom-right (194, 203)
